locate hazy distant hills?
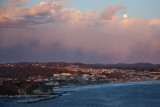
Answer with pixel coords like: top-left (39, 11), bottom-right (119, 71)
top-left (1, 62), bottom-right (160, 70)
top-left (1, 62), bottom-right (160, 68)
top-left (93, 63), bottom-right (160, 68)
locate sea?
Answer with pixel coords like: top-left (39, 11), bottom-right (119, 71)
top-left (1, 80), bottom-right (160, 107)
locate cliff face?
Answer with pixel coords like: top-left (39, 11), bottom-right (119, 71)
top-left (32, 88), bottom-right (53, 95)
top-left (27, 83), bottom-right (54, 95)
top-left (0, 81), bottom-right (31, 95)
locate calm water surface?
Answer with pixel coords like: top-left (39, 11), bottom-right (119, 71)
top-left (1, 81), bottom-right (160, 107)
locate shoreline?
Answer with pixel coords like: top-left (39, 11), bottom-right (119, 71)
top-left (1, 80), bottom-right (159, 103)
top-left (54, 79), bottom-right (157, 89)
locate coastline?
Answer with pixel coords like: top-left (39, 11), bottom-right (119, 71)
top-left (1, 80), bottom-right (159, 104)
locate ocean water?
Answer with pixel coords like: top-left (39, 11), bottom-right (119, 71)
top-left (1, 81), bottom-right (160, 107)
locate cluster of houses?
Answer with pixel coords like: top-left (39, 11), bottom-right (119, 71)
top-left (20, 65), bottom-right (160, 86)
top-left (1, 64), bottom-right (160, 87)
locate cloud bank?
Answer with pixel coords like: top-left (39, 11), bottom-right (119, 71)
top-left (0, 0), bottom-right (160, 63)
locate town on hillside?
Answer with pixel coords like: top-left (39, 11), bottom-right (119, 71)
top-left (0, 62), bottom-right (160, 95)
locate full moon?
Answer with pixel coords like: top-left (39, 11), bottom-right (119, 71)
top-left (123, 13), bottom-right (128, 19)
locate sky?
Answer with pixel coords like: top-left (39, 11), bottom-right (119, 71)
top-left (0, 0), bottom-right (160, 64)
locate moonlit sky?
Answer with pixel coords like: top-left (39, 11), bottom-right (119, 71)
top-left (67, 0), bottom-right (160, 19)
top-left (1, 0), bottom-right (159, 19)
top-left (0, 0), bottom-right (160, 64)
